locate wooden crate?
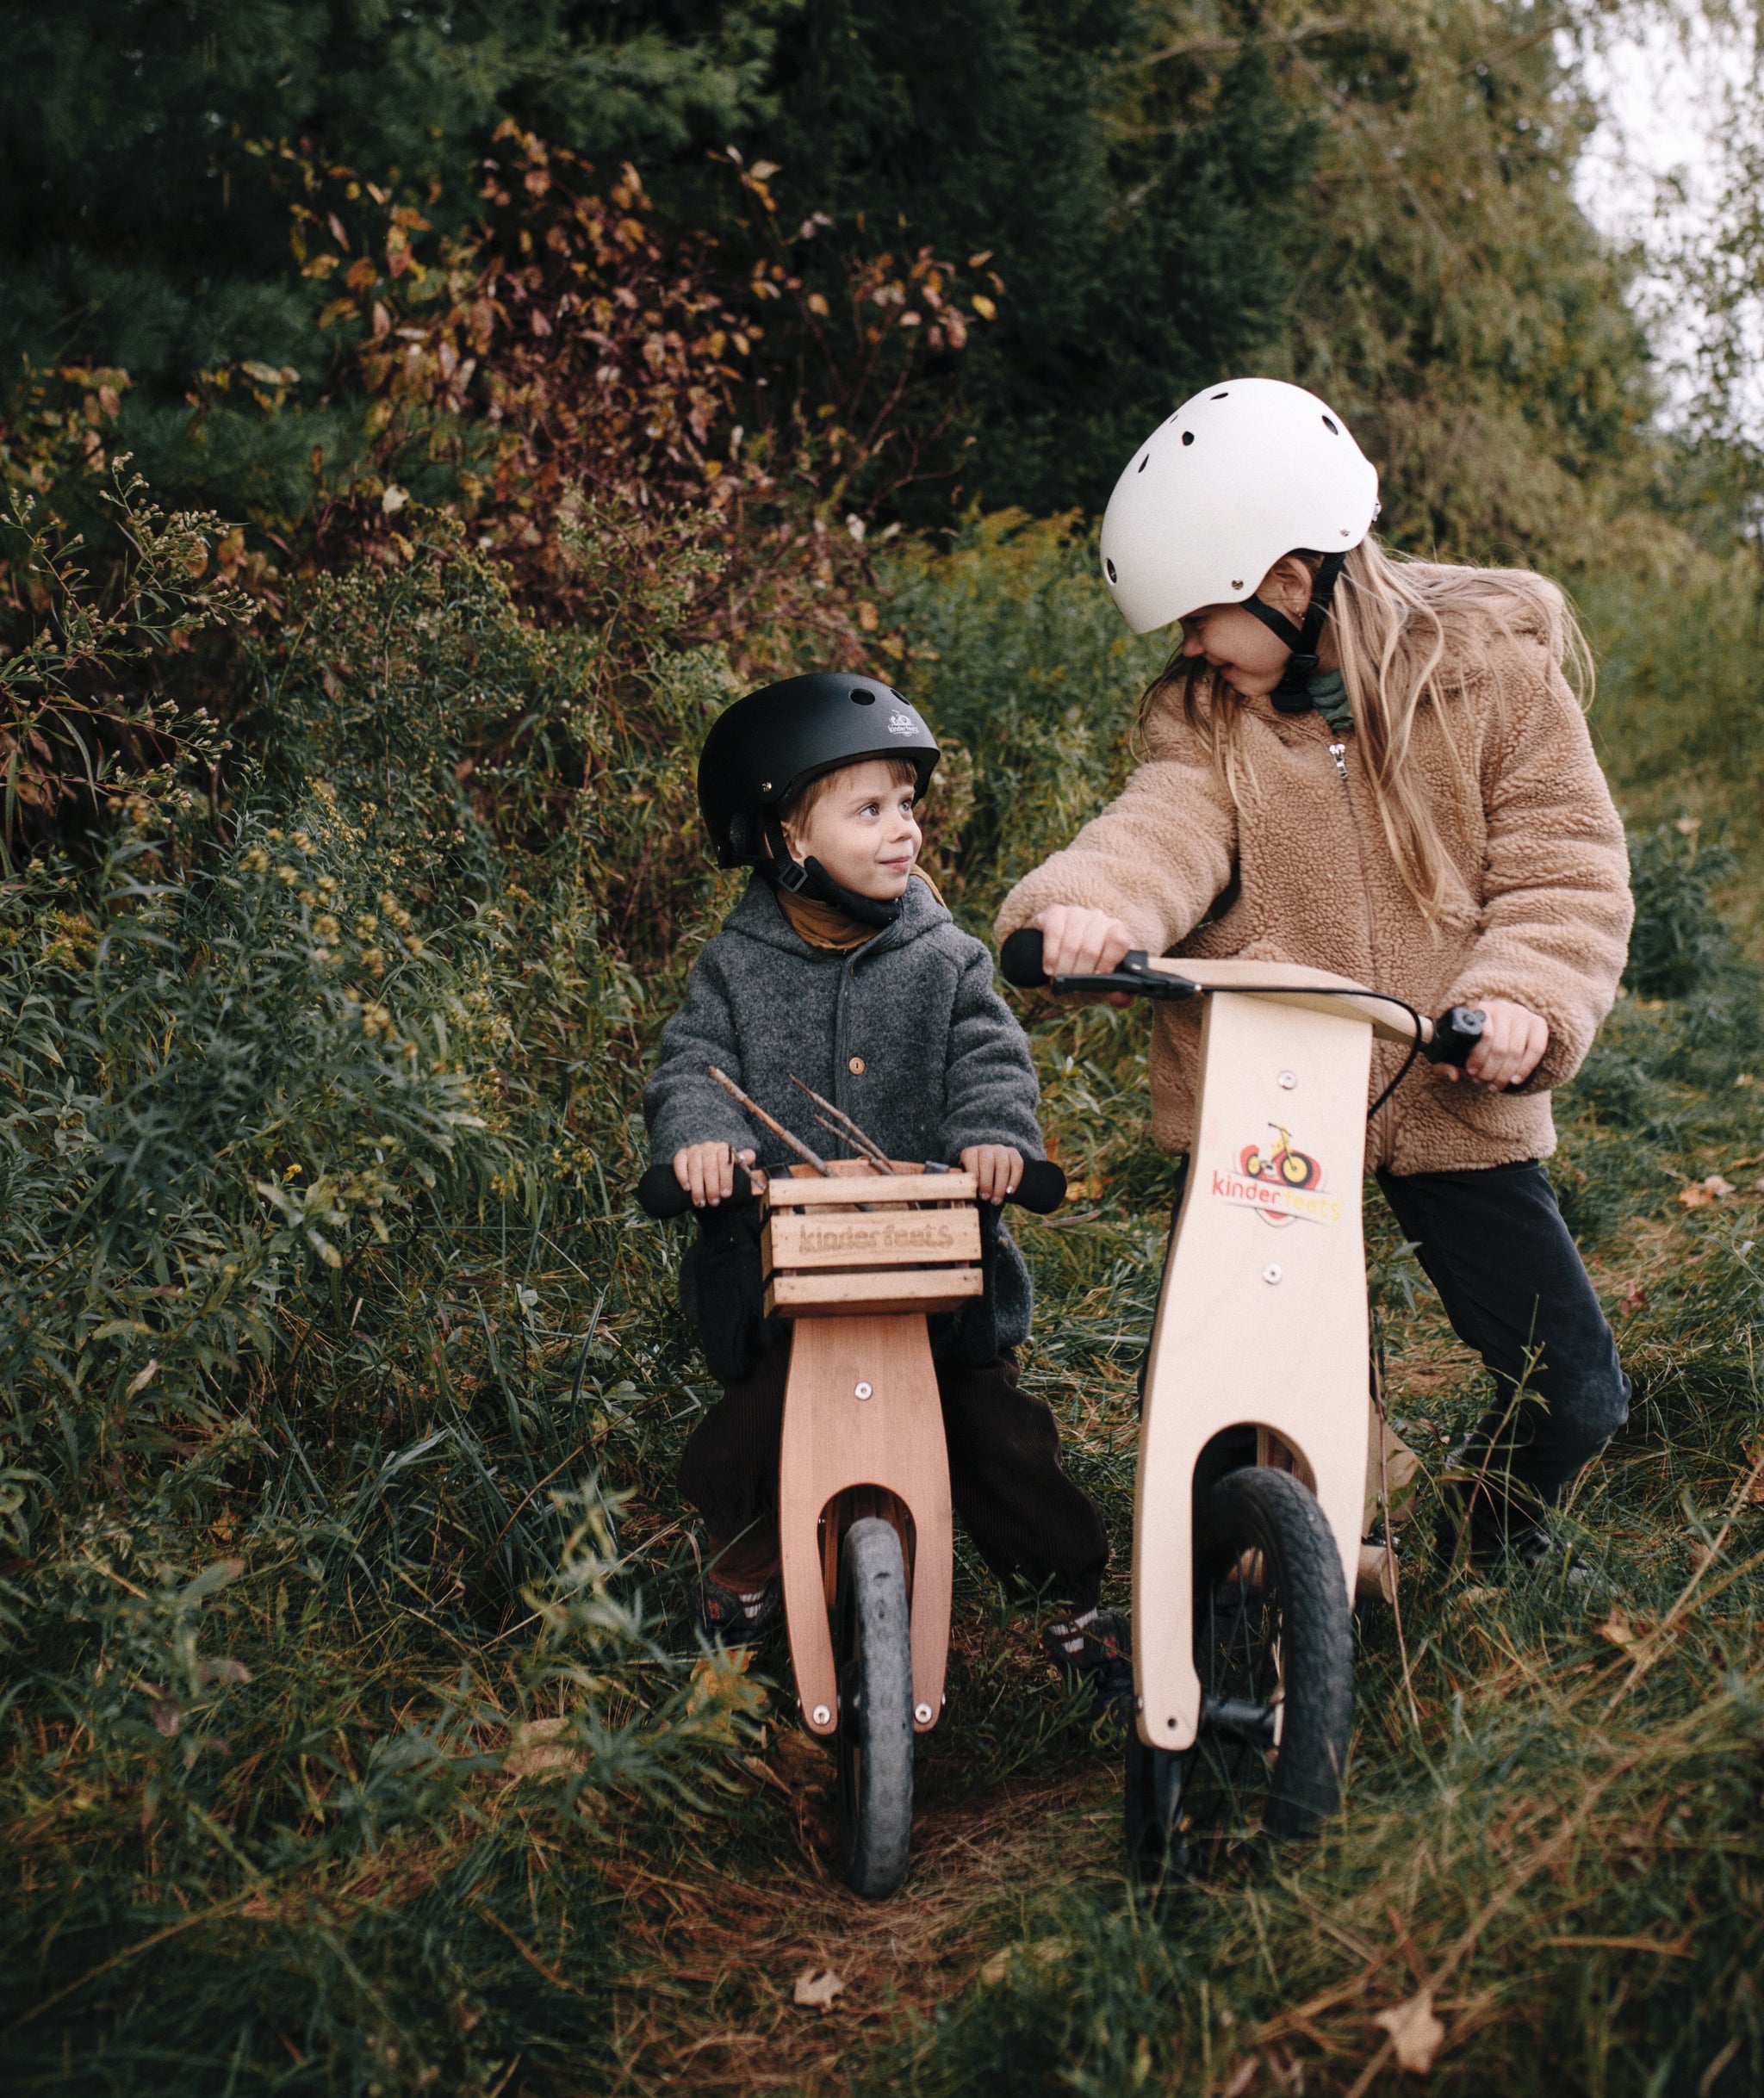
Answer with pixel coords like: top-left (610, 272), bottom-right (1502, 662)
top-left (760, 1161), bottom-right (984, 1319)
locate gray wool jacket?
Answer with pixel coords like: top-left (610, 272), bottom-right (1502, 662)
top-left (643, 873), bottom-right (1045, 1356)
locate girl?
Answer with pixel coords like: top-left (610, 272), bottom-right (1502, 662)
top-left (995, 377), bottom-right (1634, 1574)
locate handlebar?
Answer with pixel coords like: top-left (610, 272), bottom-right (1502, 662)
top-left (998, 927), bottom-right (1488, 1071)
top-left (635, 1155), bottom-right (1069, 1220)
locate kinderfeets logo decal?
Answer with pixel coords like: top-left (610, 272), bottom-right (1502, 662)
top-left (1210, 1124), bottom-right (1342, 1227)
top-left (886, 710), bottom-right (918, 736)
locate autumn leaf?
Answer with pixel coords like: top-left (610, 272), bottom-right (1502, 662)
top-left (1680, 1175), bottom-right (1736, 1209)
top-left (793, 1968), bottom-right (844, 2012)
top-left (1617, 1284), bottom-right (1648, 1314)
top-left (1742, 1444), bottom-right (1764, 1505)
top-left (1597, 1605), bottom-right (1652, 1648)
top-left (971, 294), bottom-right (997, 320)
top-left (1375, 1988), bottom-right (1446, 2072)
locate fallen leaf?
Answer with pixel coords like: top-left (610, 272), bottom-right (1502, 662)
top-left (1597, 1605), bottom-right (1654, 1648)
top-left (1680, 1175), bottom-right (1735, 1209)
top-left (793, 1968), bottom-right (844, 2012)
top-left (1222, 2058), bottom-right (1260, 2097)
top-left (1743, 1445), bottom-right (1764, 1505)
top-left (1375, 1988), bottom-right (1447, 2072)
top-left (1618, 1284), bottom-right (1648, 1315)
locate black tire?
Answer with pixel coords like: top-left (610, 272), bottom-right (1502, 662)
top-left (1186, 1465), bottom-right (1353, 1858)
top-left (834, 1517), bottom-right (915, 1897)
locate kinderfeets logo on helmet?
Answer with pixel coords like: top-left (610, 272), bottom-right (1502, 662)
top-left (887, 708), bottom-right (919, 737)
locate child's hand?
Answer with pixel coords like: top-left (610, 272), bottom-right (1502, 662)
top-left (961, 1144), bottom-right (1023, 1205)
top-left (674, 1141), bottom-right (758, 1207)
top-left (1033, 905), bottom-right (1138, 1005)
top-left (1437, 998), bottom-right (1548, 1092)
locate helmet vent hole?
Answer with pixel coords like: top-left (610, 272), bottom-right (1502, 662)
top-left (849, 687), bottom-right (876, 705)
top-left (1231, 580), bottom-right (1243, 591)
top-left (1181, 431), bottom-right (1195, 447)
top-left (1136, 455), bottom-right (1148, 472)
top-left (1211, 390), bottom-right (1229, 400)
top-left (1321, 413), bottom-right (1339, 434)
top-left (1104, 557), bottom-right (1118, 585)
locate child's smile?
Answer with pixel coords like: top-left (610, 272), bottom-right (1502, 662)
top-left (781, 759), bottom-right (922, 901)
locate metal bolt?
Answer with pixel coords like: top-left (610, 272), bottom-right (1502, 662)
top-left (854, 1380), bottom-right (873, 1400)
top-left (811, 1704), bottom-right (831, 1727)
top-left (915, 1702), bottom-right (933, 1724)
top-left (1263, 1263), bottom-right (1283, 1286)
top-left (1278, 1070), bottom-right (1298, 1090)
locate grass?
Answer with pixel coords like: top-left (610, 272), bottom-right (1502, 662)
top-left (3, 500), bottom-right (1763, 2092)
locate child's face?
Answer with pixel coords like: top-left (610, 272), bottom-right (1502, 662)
top-left (1177, 555), bottom-right (1320, 698)
top-left (781, 760), bottom-right (922, 900)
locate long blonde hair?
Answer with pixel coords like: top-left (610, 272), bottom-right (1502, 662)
top-left (1139, 537), bottom-right (1594, 924)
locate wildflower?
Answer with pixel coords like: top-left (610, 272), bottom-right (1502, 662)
top-left (359, 946), bottom-right (386, 976)
top-left (355, 914), bottom-right (379, 938)
top-left (276, 866), bottom-right (298, 885)
top-left (314, 914), bottom-right (340, 941)
top-left (241, 845), bottom-right (269, 873)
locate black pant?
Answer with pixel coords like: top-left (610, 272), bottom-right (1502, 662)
top-left (679, 1339), bottom-right (1110, 1611)
top-left (1164, 1156), bottom-right (1630, 1560)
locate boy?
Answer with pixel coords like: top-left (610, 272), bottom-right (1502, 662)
top-left (644, 672), bottom-right (1121, 1698)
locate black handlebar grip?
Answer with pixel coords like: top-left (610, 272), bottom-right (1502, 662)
top-left (1425, 1005), bottom-right (1487, 1069)
top-left (1006, 1159), bottom-right (1067, 1214)
top-left (999, 927), bottom-right (1048, 989)
top-left (636, 1161), bottom-right (695, 1219)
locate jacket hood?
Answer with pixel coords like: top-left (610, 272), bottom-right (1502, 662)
top-left (722, 868), bottom-right (951, 959)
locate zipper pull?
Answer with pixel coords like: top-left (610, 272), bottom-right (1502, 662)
top-left (1327, 741), bottom-right (1349, 781)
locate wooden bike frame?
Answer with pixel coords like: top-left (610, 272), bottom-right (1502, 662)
top-left (1132, 958), bottom-right (1419, 1754)
top-left (764, 1160), bottom-right (978, 1741)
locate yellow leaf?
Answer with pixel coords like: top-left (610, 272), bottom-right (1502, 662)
top-left (971, 294), bottom-right (997, 320)
top-left (857, 601), bottom-right (879, 632)
top-left (1375, 1989), bottom-right (1446, 2072)
top-left (806, 292), bottom-right (829, 316)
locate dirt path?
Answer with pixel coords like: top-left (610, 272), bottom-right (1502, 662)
top-left (606, 1750), bottom-right (1119, 2094)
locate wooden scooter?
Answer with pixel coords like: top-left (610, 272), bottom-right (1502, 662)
top-left (999, 930), bottom-right (1483, 1871)
top-left (640, 1132), bottom-right (1064, 1896)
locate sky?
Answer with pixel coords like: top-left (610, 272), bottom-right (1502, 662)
top-left (1572, 11), bottom-right (1757, 429)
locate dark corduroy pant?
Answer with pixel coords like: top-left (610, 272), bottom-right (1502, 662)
top-left (679, 1339), bottom-right (1109, 1611)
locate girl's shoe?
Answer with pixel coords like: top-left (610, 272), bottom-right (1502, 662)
top-left (698, 1572), bottom-right (782, 1647)
top-left (1043, 1608), bottom-right (1134, 1717)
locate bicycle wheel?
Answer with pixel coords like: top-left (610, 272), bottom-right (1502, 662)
top-left (834, 1516), bottom-right (915, 1897)
top-left (1184, 1465), bottom-right (1353, 1865)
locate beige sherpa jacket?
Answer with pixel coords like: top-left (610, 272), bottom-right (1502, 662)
top-left (994, 612), bottom-right (1633, 1176)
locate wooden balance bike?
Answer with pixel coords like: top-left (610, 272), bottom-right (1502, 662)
top-left (641, 1122), bottom-right (1065, 1897)
top-left (999, 928), bottom-right (1484, 1874)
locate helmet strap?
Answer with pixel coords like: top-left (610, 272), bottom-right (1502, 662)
top-left (1242, 551), bottom-right (1348, 716)
top-left (761, 814), bottom-right (902, 929)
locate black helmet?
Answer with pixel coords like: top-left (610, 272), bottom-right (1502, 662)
top-left (698, 672), bottom-right (941, 868)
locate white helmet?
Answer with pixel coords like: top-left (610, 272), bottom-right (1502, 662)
top-left (1099, 377), bottom-right (1380, 636)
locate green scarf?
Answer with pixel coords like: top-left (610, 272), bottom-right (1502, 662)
top-left (1307, 668), bottom-right (1354, 739)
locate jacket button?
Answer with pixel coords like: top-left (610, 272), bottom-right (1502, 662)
top-left (848, 1056), bottom-right (866, 1075)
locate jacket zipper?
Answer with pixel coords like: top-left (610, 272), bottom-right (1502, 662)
top-left (1326, 734), bottom-right (1400, 1141)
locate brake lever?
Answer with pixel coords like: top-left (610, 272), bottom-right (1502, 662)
top-left (1046, 951), bottom-right (1201, 1002)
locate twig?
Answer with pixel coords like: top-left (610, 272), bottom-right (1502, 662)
top-left (1603, 1443), bottom-right (1764, 1714)
top-left (3, 1890), bottom-right (258, 2034)
top-left (706, 1065), bottom-right (830, 1176)
top-left (1339, 1744), bottom-right (1647, 2096)
top-left (789, 1073), bottom-right (899, 1171)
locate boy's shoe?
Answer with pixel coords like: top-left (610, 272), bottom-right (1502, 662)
top-left (1043, 1608), bottom-right (1134, 1718)
top-left (698, 1573), bottom-right (782, 1647)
